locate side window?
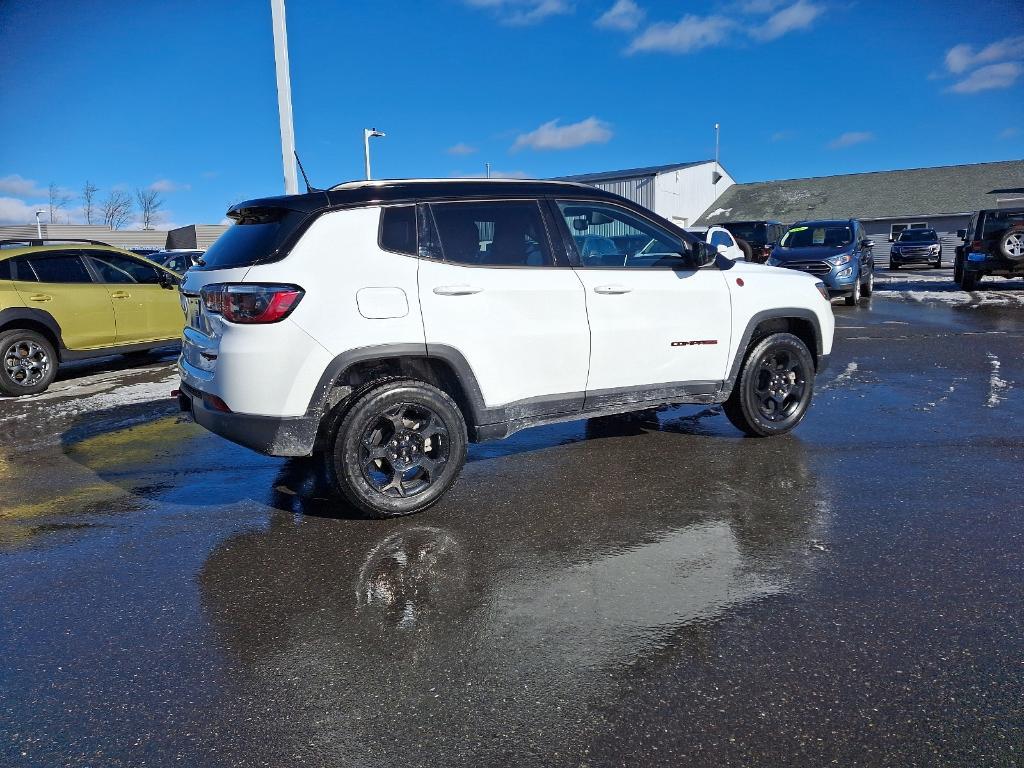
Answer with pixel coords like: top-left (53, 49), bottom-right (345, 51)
top-left (709, 230), bottom-right (734, 249)
top-left (25, 251), bottom-right (93, 283)
top-left (88, 251), bottom-right (162, 284)
top-left (379, 205), bottom-right (417, 255)
top-left (0, 259), bottom-right (11, 280)
top-left (556, 200), bottom-right (686, 268)
top-left (430, 200), bottom-right (553, 267)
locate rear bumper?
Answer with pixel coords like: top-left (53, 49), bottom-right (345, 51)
top-left (178, 383), bottom-right (318, 457)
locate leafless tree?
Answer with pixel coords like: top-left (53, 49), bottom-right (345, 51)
top-left (101, 190), bottom-right (133, 230)
top-left (48, 183), bottom-right (72, 224)
top-left (135, 187), bottom-right (164, 230)
top-left (81, 181), bottom-right (99, 225)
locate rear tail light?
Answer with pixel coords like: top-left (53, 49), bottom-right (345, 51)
top-left (970, 241), bottom-right (985, 251)
top-left (200, 283), bottom-right (304, 324)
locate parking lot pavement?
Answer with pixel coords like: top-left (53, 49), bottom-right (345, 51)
top-left (1, 299), bottom-right (1023, 767)
top-left (874, 267), bottom-right (1024, 308)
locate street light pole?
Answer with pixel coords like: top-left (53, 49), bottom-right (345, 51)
top-left (363, 128), bottom-right (385, 180)
top-left (34, 209), bottom-right (44, 239)
top-left (270, 0), bottom-right (298, 195)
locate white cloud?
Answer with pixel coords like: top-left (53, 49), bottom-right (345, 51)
top-left (827, 131), bottom-right (874, 149)
top-left (752, 0), bottom-right (824, 41)
top-left (447, 142), bottom-right (478, 155)
top-left (512, 117), bottom-right (613, 151)
top-left (627, 14), bottom-right (733, 54)
top-left (949, 61), bottom-right (1021, 93)
top-left (595, 0), bottom-right (644, 31)
top-left (149, 179), bottom-right (191, 193)
top-left (464, 0), bottom-right (571, 25)
top-left (0, 174), bottom-right (48, 198)
top-left (0, 196), bottom-right (45, 225)
top-left (945, 36), bottom-right (1024, 74)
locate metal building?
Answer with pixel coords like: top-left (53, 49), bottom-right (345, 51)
top-left (556, 160), bottom-right (736, 228)
top-left (0, 222), bottom-right (229, 252)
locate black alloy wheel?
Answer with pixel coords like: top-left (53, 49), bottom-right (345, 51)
top-left (323, 378), bottom-right (467, 518)
top-left (723, 332), bottom-right (816, 437)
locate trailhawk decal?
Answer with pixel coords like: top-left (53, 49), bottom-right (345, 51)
top-left (671, 340), bottom-right (719, 347)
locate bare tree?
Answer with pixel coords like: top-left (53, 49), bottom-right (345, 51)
top-left (135, 187), bottom-right (164, 230)
top-left (81, 181), bottom-right (99, 225)
top-left (48, 183), bottom-right (72, 224)
top-left (101, 190), bottom-right (133, 230)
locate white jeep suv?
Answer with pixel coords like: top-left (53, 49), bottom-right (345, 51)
top-left (177, 179), bottom-right (834, 517)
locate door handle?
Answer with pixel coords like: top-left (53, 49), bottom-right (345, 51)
top-left (110, 291), bottom-right (131, 299)
top-left (433, 285), bottom-right (483, 296)
top-left (28, 294), bottom-right (52, 302)
top-left (593, 285), bottom-right (632, 295)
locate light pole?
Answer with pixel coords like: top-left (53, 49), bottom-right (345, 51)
top-left (363, 128), bottom-right (386, 180)
top-left (270, 0), bottom-right (298, 195)
top-left (34, 209), bottom-right (45, 239)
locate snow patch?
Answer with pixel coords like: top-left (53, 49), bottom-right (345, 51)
top-left (822, 361), bottom-right (858, 390)
top-left (986, 354), bottom-right (1010, 408)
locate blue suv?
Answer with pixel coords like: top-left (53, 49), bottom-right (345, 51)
top-left (767, 219), bottom-right (875, 305)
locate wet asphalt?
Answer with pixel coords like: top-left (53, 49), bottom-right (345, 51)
top-left (1, 277), bottom-right (1023, 767)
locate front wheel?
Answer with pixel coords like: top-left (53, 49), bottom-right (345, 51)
top-left (844, 278), bottom-right (861, 306)
top-left (322, 378), bottom-right (468, 518)
top-left (862, 268), bottom-right (874, 297)
top-left (723, 332), bottom-right (816, 437)
top-left (0, 329), bottom-right (58, 396)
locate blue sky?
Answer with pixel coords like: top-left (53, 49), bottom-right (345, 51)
top-left (1, 0), bottom-right (1022, 227)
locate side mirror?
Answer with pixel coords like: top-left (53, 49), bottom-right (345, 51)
top-left (158, 271), bottom-right (179, 289)
top-left (956, 229), bottom-right (966, 240)
top-left (692, 240), bottom-right (716, 267)
top-left (862, 239), bottom-right (874, 248)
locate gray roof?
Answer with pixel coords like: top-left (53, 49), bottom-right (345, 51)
top-left (694, 160), bottom-right (1024, 225)
top-left (557, 160), bottom-right (713, 183)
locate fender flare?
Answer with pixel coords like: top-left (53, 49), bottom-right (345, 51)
top-left (0, 307), bottom-right (65, 353)
top-left (723, 308), bottom-right (823, 394)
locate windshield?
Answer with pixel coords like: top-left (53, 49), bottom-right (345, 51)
top-left (898, 229), bottom-right (937, 243)
top-left (722, 223), bottom-right (766, 242)
top-left (781, 225), bottom-right (852, 248)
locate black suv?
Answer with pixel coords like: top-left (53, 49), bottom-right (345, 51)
top-left (954, 207), bottom-right (1024, 290)
top-left (889, 228), bottom-right (942, 269)
top-left (719, 220), bottom-right (787, 263)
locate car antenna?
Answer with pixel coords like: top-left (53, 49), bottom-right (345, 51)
top-left (294, 151), bottom-right (320, 193)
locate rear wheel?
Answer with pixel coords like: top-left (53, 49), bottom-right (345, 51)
top-left (0, 329), bottom-right (58, 397)
top-left (322, 378), bottom-right (468, 518)
top-left (953, 256), bottom-right (963, 284)
top-left (723, 332), bottom-right (816, 437)
top-left (737, 238), bottom-right (753, 262)
top-left (960, 270), bottom-right (979, 291)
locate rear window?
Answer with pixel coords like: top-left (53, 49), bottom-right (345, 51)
top-left (981, 211), bottom-right (1024, 239)
top-left (722, 222), bottom-right (766, 242)
top-left (198, 208), bottom-right (307, 270)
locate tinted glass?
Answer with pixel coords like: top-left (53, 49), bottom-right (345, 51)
top-left (431, 201), bottom-right (552, 266)
top-left (897, 229), bottom-right (938, 242)
top-left (379, 205), bottom-right (417, 255)
top-left (722, 223), bottom-right (766, 242)
top-left (781, 225), bottom-right (852, 248)
top-left (26, 252), bottom-right (92, 283)
top-left (0, 259), bottom-right (10, 280)
top-left (710, 230), bottom-right (734, 248)
top-left (88, 252), bottom-right (162, 284)
top-left (557, 201), bottom-right (687, 268)
top-left (981, 211), bottom-right (1024, 238)
top-left (199, 210), bottom-right (306, 269)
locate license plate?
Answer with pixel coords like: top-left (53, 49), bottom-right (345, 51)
top-left (967, 252), bottom-right (987, 262)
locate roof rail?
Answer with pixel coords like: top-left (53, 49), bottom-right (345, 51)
top-left (0, 238), bottom-right (116, 248)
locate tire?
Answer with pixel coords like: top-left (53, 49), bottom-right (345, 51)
top-left (737, 238), bottom-right (753, 262)
top-left (960, 270), bottom-right (978, 291)
top-left (844, 277), bottom-right (861, 306)
top-left (953, 257), bottom-right (963, 285)
top-left (998, 227), bottom-right (1024, 261)
top-left (0, 329), bottom-right (58, 397)
top-left (861, 268), bottom-right (874, 298)
top-left (889, 261), bottom-right (900, 270)
top-left (723, 332), bottom-right (816, 438)
top-left (321, 378), bottom-right (468, 518)
top-left (933, 255), bottom-right (942, 268)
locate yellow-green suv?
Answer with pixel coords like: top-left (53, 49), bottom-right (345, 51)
top-left (0, 240), bottom-right (183, 396)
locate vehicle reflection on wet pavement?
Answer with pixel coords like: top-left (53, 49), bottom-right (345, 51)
top-left (1, 299), bottom-right (1022, 766)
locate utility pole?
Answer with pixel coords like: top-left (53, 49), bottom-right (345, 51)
top-left (270, 0), bottom-right (298, 195)
top-left (363, 128), bottom-right (385, 180)
top-left (34, 210), bottom-right (44, 239)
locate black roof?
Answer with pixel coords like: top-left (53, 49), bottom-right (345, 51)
top-left (694, 160), bottom-right (1024, 225)
top-left (228, 178), bottom-right (622, 218)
